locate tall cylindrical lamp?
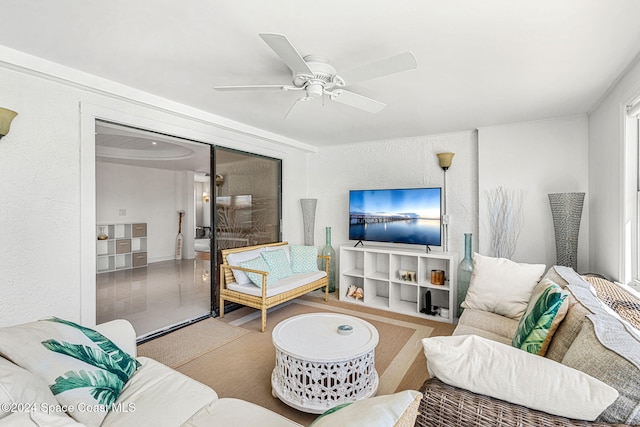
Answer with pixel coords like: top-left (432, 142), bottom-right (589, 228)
top-left (437, 152), bottom-right (455, 252)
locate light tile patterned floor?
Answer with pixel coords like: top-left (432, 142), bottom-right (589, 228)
top-left (96, 259), bottom-right (211, 337)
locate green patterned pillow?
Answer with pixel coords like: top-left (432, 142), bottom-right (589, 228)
top-left (512, 279), bottom-right (569, 355)
top-left (261, 249), bottom-right (293, 279)
top-left (0, 318), bottom-right (140, 427)
top-left (290, 245), bottom-right (320, 273)
top-left (240, 256), bottom-right (279, 287)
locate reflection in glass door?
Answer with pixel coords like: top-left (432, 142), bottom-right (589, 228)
top-left (213, 147), bottom-right (282, 314)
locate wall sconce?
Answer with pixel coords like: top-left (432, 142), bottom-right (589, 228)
top-left (203, 191), bottom-right (210, 203)
top-left (0, 108), bottom-right (18, 140)
top-left (436, 152), bottom-right (455, 252)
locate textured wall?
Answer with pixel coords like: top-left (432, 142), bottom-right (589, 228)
top-left (0, 64), bottom-right (309, 327)
top-left (306, 131), bottom-right (479, 260)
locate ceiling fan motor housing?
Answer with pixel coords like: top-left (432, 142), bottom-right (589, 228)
top-left (293, 55), bottom-right (342, 94)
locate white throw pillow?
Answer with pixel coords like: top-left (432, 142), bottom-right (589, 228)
top-left (422, 334), bottom-right (618, 421)
top-left (226, 248), bottom-right (265, 285)
top-left (461, 253), bottom-right (545, 319)
top-left (310, 390), bottom-right (422, 427)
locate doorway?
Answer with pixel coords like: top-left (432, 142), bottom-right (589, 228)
top-left (94, 121), bottom-right (213, 338)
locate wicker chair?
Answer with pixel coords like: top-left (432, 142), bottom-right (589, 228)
top-left (416, 378), bottom-right (628, 427)
top-left (219, 242), bottom-right (329, 332)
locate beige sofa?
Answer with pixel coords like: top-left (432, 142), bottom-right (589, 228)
top-left (416, 265), bottom-right (640, 427)
top-left (0, 319), bottom-right (302, 427)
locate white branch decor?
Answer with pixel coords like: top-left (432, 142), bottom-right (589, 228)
top-left (485, 186), bottom-right (525, 259)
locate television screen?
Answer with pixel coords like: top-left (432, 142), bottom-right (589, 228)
top-left (349, 188), bottom-right (442, 246)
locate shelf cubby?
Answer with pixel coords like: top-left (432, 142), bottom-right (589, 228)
top-left (339, 244), bottom-right (458, 323)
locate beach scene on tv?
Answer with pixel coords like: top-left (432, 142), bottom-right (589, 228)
top-left (349, 188), bottom-right (442, 246)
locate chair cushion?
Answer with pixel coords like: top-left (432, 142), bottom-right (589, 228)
top-left (226, 248), bottom-right (266, 285)
top-left (240, 256), bottom-right (277, 287)
top-left (101, 357), bottom-right (217, 427)
top-left (261, 249), bottom-right (293, 279)
top-left (561, 315), bottom-right (640, 425)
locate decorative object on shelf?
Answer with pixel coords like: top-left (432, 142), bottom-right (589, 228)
top-left (345, 285), bottom-right (364, 300)
top-left (548, 192), bottom-right (585, 271)
top-left (0, 107), bottom-right (18, 141)
top-left (97, 226), bottom-right (109, 241)
top-left (431, 269), bottom-right (445, 285)
top-left (399, 270), bottom-right (416, 282)
top-left (436, 152), bottom-right (455, 252)
top-left (439, 308), bottom-right (449, 318)
top-left (457, 233), bottom-right (473, 317)
top-left (300, 198), bottom-right (317, 246)
top-left (321, 226), bottom-right (336, 292)
top-left (485, 186), bottom-right (525, 259)
top-left (420, 290), bottom-right (438, 315)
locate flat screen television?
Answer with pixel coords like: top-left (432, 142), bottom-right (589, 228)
top-left (349, 188), bottom-right (442, 246)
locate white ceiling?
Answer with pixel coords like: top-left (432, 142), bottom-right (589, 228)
top-left (2, 1), bottom-right (640, 147)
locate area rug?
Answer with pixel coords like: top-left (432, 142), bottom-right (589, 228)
top-left (174, 296), bottom-right (451, 426)
top-left (137, 317), bottom-right (249, 368)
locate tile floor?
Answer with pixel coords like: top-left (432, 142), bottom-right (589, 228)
top-left (96, 259), bottom-right (212, 338)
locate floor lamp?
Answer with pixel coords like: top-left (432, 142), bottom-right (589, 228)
top-left (437, 152), bottom-right (455, 252)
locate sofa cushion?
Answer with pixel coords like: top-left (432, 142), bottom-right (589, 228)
top-left (290, 245), bottom-right (319, 273)
top-left (453, 309), bottom-right (518, 345)
top-left (310, 390), bottom-right (422, 427)
top-left (0, 356), bottom-right (60, 421)
top-left (261, 249), bottom-right (293, 279)
top-left (512, 279), bottom-right (569, 356)
top-left (240, 255), bottom-right (278, 287)
top-left (101, 357), bottom-right (217, 427)
top-left (183, 398), bottom-right (303, 427)
top-left (227, 271), bottom-right (327, 298)
top-left (461, 253), bottom-right (546, 319)
top-left (422, 334), bottom-right (619, 421)
top-left (561, 315), bottom-right (640, 425)
top-left (0, 318), bottom-right (140, 427)
top-left (226, 248), bottom-right (266, 285)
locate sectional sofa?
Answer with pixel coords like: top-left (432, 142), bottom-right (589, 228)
top-left (418, 260), bottom-right (640, 426)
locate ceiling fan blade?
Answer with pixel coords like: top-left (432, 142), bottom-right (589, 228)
top-left (328, 89), bottom-right (386, 113)
top-left (214, 84), bottom-right (298, 91)
top-left (259, 33), bottom-right (314, 78)
top-left (339, 52), bottom-right (417, 85)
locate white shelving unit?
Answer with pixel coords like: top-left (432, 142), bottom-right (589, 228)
top-left (96, 223), bottom-right (147, 273)
top-left (339, 245), bottom-right (458, 323)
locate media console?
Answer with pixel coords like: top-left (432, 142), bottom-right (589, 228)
top-left (339, 245), bottom-right (458, 323)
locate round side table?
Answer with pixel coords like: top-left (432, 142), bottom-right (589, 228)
top-left (271, 312), bottom-right (379, 414)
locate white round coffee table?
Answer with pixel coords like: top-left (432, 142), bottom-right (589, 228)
top-left (271, 312), bottom-right (379, 414)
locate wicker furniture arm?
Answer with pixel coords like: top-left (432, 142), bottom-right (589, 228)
top-left (219, 242), bottom-right (329, 332)
top-left (416, 378), bottom-right (627, 427)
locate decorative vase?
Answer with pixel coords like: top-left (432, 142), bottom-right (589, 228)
top-left (457, 233), bottom-right (473, 317)
top-left (300, 199), bottom-right (317, 246)
top-left (321, 227), bottom-right (336, 293)
top-left (548, 192), bottom-right (585, 271)
top-left (97, 226), bottom-right (109, 241)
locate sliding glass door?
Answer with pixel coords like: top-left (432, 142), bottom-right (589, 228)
top-left (212, 147), bottom-right (282, 313)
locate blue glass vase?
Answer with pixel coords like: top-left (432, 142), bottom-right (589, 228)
top-left (321, 227), bottom-right (336, 293)
top-left (457, 233), bottom-right (473, 317)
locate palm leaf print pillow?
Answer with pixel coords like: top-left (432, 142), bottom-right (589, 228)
top-left (0, 318), bottom-right (140, 426)
top-left (512, 279), bottom-right (569, 356)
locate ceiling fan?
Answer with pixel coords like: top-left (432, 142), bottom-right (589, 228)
top-left (214, 33), bottom-right (418, 117)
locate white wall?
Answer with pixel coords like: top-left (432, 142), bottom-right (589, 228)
top-left (0, 53), bottom-right (310, 327)
top-left (588, 58), bottom-right (640, 282)
top-left (477, 116), bottom-right (589, 270)
top-left (96, 162), bottom-right (190, 263)
top-left (307, 131), bottom-right (479, 263)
